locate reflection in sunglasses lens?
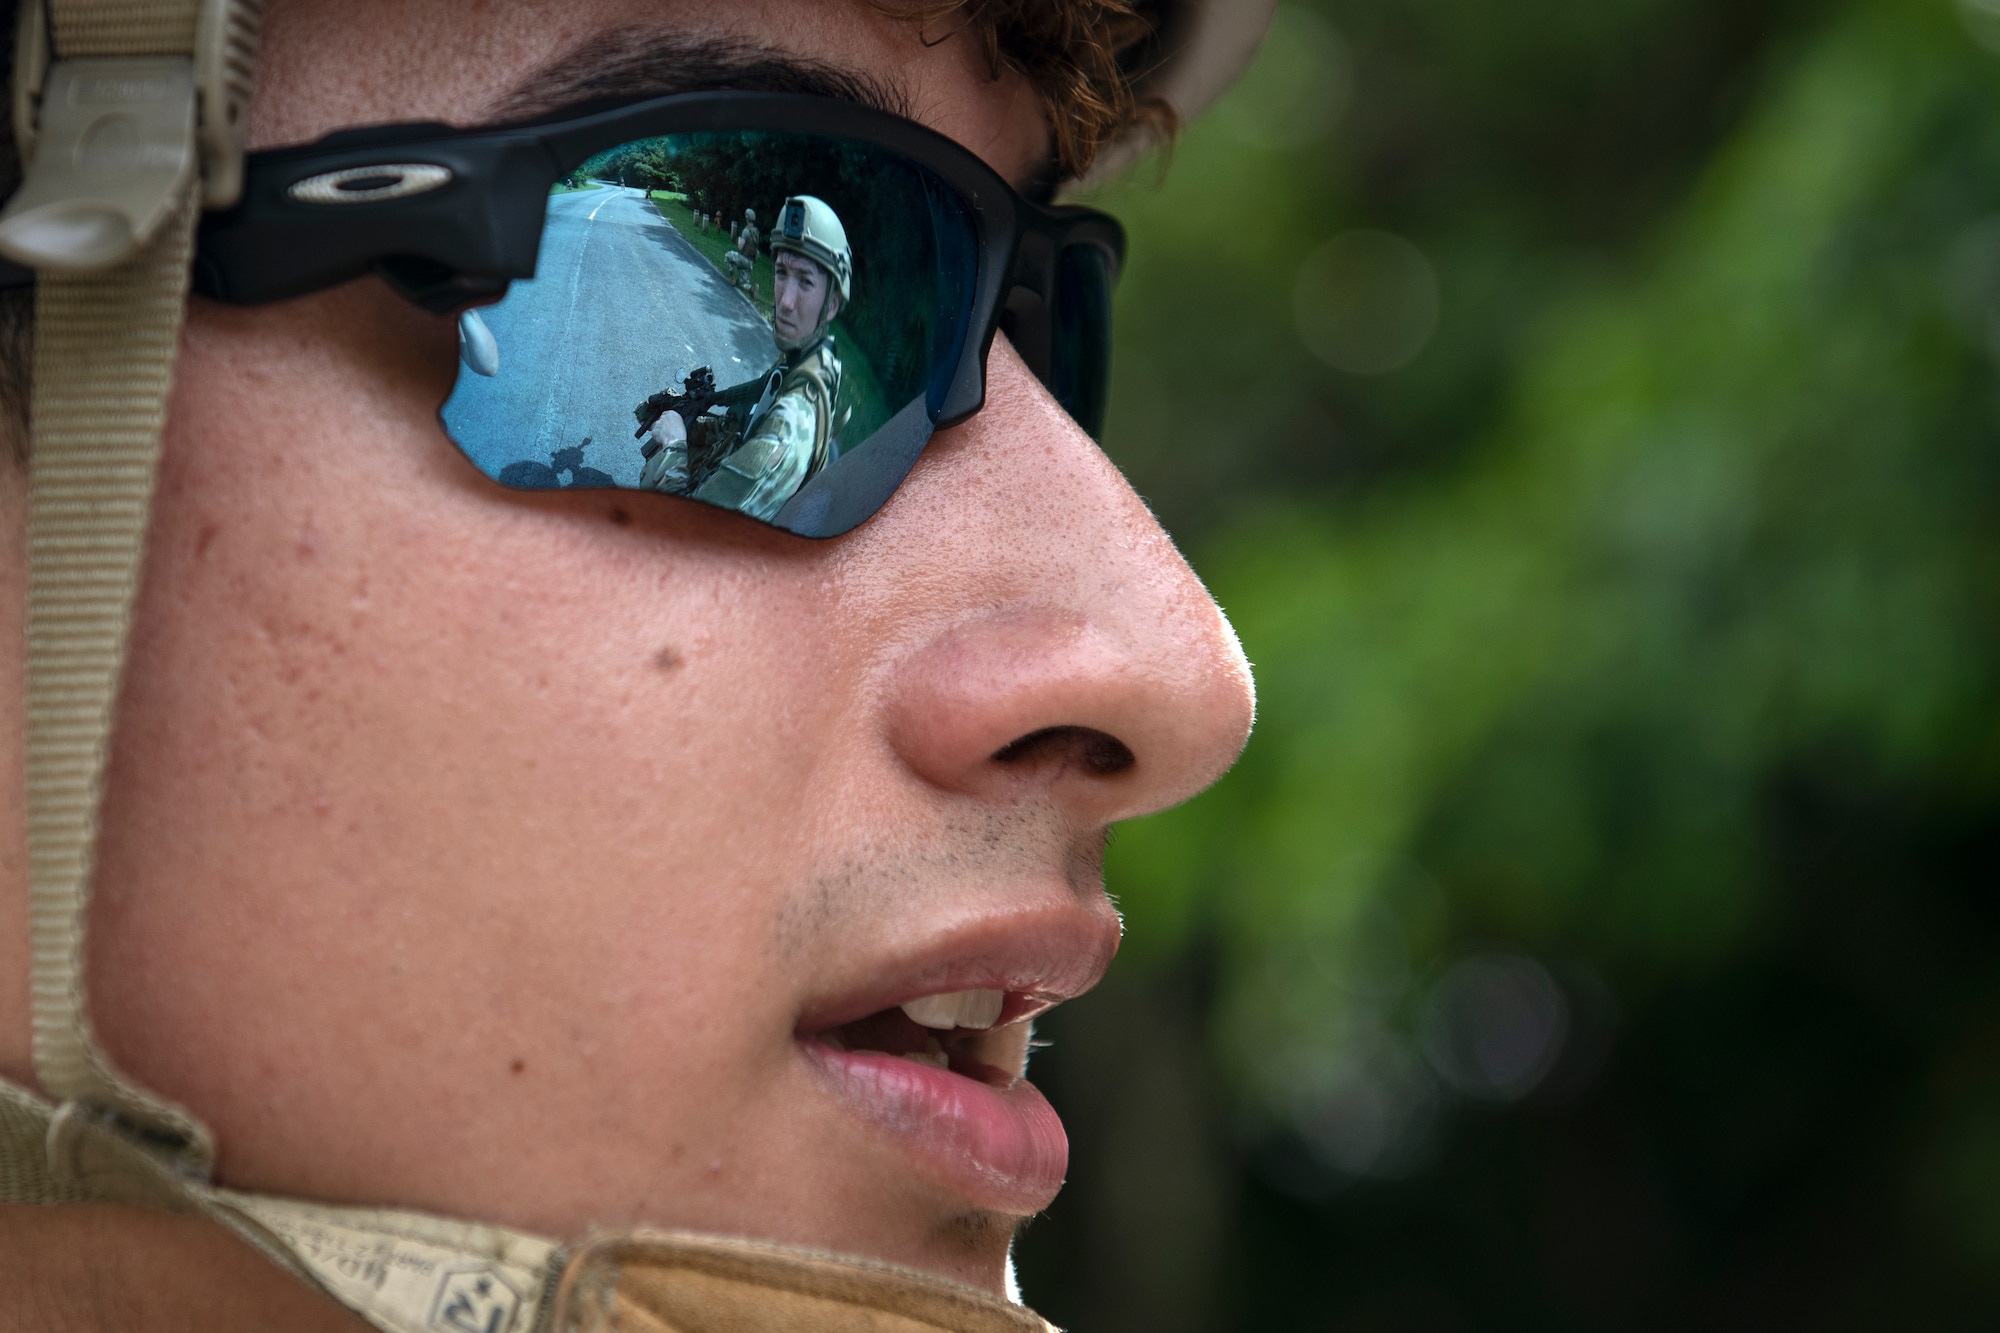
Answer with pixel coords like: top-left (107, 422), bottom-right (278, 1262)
top-left (442, 131), bottom-right (968, 536)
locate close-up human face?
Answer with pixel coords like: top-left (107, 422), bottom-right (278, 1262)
top-left (0, 0), bottom-right (1253, 1302)
top-left (772, 251), bottom-right (835, 344)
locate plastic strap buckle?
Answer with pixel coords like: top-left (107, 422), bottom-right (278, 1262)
top-left (0, 0), bottom-right (262, 272)
top-left (0, 56), bottom-right (198, 269)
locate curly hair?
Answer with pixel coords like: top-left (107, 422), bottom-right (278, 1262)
top-left (881, 0), bottom-right (1177, 180)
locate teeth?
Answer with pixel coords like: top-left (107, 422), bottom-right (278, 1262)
top-left (901, 988), bottom-right (1005, 1031)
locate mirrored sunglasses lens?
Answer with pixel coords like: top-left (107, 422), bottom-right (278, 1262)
top-left (441, 130), bottom-right (975, 537)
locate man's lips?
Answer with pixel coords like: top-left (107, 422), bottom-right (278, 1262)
top-left (799, 1040), bottom-right (1068, 1216)
top-left (791, 910), bottom-right (1117, 1216)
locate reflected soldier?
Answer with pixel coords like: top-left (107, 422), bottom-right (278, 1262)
top-left (643, 195), bottom-right (851, 522)
top-left (722, 206), bottom-right (760, 291)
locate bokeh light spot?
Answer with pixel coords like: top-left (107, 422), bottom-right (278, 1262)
top-left (1293, 230), bottom-right (1440, 375)
top-left (1942, 215), bottom-right (2000, 360)
top-left (1418, 953), bottom-right (1569, 1101)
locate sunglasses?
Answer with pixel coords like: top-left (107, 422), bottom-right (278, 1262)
top-left (188, 91), bottom-right (1125, 537)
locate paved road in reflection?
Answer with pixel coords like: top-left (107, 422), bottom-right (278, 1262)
top-left (443, 186), bottom-right (779, 488)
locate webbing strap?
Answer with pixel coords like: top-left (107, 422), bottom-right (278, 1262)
top-left (25, 0), bottom-right (213, 1167)
top-left (48, 0), bottom-right (199, 54)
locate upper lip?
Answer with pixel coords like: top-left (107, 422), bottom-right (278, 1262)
top-left (794, 906), bottom-right (1120, 1038)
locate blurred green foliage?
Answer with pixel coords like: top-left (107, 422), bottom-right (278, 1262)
top-left (1016, 0), bottom-right (2000, 1326)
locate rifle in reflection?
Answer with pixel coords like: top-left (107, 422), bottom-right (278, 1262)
top-left (634, 365), bottom-right (772, 491)
top-left (634, 366), bottom-right (768, 450)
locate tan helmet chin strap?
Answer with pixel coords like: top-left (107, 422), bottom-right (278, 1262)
top-left (28, 185), bottom-right (212, 1166)
top-left (16, 0), bottom-right (214, 1175)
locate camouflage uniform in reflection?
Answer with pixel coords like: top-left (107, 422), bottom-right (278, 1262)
top-left (640, 344), bottom-right (842, 521)
top-left (643, 195), bottom-right (854, 522)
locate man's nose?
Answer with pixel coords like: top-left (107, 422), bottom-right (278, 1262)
top-left (858, 339), bottom-right (1255, 828)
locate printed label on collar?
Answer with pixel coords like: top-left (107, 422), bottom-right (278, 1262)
top-left (212, 1191), bottom-right (559, 1333)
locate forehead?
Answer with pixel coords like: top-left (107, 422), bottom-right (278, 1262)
top-left (251, 0), bottom-right (1052, 186)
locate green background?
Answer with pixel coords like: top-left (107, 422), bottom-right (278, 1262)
top-left (1013, 0), bottom-right (2000, 1327)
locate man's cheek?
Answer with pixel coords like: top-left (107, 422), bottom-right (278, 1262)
top-left (180, 286), bottom-right (459, 476)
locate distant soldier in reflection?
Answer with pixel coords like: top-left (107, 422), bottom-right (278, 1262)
top-left (643, 195), bottom-right (851, 522)
top-left (722, 207), bottom-right (760, 292)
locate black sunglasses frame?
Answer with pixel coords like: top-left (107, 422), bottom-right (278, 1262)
top-left (192, 91), bottom-right (1126, 434)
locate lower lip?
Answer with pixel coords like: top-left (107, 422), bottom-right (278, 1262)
top-left (800, 1043), bottom-right (1068, 1215)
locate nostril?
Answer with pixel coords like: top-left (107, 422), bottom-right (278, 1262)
top-left (991, 725), bottom-right (1135, 776)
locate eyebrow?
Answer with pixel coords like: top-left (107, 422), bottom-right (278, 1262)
top-left (490, 29), bottom-right (1059, 199)
top-left (490, 30), bottom-right (914, 125)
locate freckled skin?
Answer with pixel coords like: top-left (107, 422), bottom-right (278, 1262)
top-left (0, 0), bottom-right (1255, 1319)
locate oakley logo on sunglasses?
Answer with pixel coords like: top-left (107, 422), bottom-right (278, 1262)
top-left (286, 163), bottom-right (454, 205)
